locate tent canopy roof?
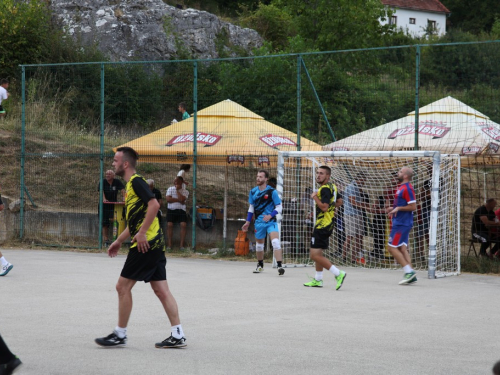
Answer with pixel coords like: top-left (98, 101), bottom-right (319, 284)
top-left (116, 99), bottom-right (322, 166)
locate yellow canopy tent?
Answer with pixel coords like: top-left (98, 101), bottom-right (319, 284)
top-left (115, 99), bottom-right (322, 166)
top-left (115, 99), bottom-right (322, 247)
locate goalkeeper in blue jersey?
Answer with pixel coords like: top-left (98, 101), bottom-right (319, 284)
top-left (241, 170), bottom-right (285, 275)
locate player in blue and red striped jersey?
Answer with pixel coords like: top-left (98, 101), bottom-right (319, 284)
top-left (386, 167), bottom-right (418, 285)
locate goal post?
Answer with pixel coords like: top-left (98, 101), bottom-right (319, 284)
top-left (276, 151), bottom-right (461, 278)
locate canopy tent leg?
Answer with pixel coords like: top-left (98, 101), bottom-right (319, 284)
top-left (223, 164), bottom-right (228, 249)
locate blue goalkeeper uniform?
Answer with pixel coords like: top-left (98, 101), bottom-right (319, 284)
top-left (248, 185), bottom-right (281, 239)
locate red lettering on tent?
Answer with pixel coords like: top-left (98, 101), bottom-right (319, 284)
top-left (166, 133), bottom-right (222, 146)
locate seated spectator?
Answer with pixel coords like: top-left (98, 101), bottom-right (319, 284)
top-left (471, 198), bottom-right (500, 258)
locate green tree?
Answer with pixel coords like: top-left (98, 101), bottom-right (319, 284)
top-left (239, 3), bottom-right (296, 51)
top-left (271, 0), bottom-right (395, 51)
top-left (444, 0), bottom-right (500, 34)
top-left (0, 0), bottom-right (52, 79)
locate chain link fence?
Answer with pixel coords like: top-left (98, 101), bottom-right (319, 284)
top-left (2, 41), bottom-right (499, 253)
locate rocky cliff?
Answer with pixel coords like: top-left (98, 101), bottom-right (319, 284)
top-left (50, 0), bottom-right (263, 61)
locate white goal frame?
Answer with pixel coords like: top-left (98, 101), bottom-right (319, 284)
top-left (276, 150), bottom-right (461, 279)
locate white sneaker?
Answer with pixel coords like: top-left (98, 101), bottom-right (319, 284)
top-left (253, 264), bottom-right (263, 273)
top-left (0, 263), bottom-right (13, 276)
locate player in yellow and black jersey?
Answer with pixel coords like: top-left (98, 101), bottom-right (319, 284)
top-left (303, 165), bottom-right (347, 291)
top-left (314, 181), bottom-right (339, 232)
top-left (95, 146), bottom-right (187, 349)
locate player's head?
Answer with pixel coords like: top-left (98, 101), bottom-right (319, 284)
top-left (146, 179), bottom-right (154, 190)
top-left (180, 164), bottom-right (191, 172)
top-left (174, 176), bottom-right (184, 188)
top-left (0, 79), bottom-right (8, 88)
top-left (114, 147), bottom-right (138, 177)
top-left (355, 171), bottom-right (366, 185)
top-left (485, 198), bottom-right (497, 211)
top-left (316, 166), bottom-right (331, 185)
top-left (105, 170), bottom-right (115, 180)
top-left (397, 167), bottom-right (413, 183)
top-left (178, 102), bottom-right (187, 112)
top-left (256, 169), bottom-right (269, 186)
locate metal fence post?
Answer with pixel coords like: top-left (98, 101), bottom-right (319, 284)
top-left (414, 45), bottom-right (421, 150)
top-left (20, 67), bottom-right (26, 239)
top-left (297, 54), bottom-right (302, 151)
top-left (98, 63), bottom-right (105, 249)
top-left (192, 61), bottom-right (198, 250)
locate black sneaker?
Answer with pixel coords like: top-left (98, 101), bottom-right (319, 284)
top-left (155, 335), bottom-right (187, 349)
top-left (0, 356), bottom-right (22, 375)
top-left (278, 267), bottom-right (285, 276)
top-left (95, 332), bottom-right (127, 347)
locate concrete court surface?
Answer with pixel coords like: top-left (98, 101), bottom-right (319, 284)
top-left (0, 249), bottom-right (498, 375)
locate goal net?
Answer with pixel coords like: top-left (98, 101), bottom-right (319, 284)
top-left (276, 151), bottom-right (460, 278)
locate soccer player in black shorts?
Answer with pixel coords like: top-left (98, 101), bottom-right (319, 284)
top-left (303, 166), bottom-right (347, 290)
top-left (95, 147), bottom-right (187, 349)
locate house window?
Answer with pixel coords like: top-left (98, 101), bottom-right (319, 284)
top-left (428, 20), bottom-right (436, 30)
top-left (389, 16), bottom-right (397, 25)
top-left (409, 18), bottom-right (416, 25)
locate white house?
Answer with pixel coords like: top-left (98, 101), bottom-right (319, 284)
top-left (380, 0), bottom-right (450, 37)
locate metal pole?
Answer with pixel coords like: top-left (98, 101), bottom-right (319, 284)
top-left (297, 55), bottom-right (302, 151)
top-left (20, 67), bottom-right (26, 238)
top-left (191, 61), bottom-right (198, 250)
top-left (427, 152), bottom-right (441, 279)
top-left (98, 63), bottom-right (105, 249)
top-left (301, 58), bottom-right (336, 142)
top-left (414, 45), bottom-right (421, 150)
top-left (223, 164), bottom-right (228, 249)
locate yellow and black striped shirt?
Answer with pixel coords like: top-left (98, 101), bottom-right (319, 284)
top-left (314, 182), bottom-right (340, 232)
top-left (125, 174), bottom-right (163, 250)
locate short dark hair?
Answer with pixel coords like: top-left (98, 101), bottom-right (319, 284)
top-left (0, 79), bottom-right (8, 85)
top-left (486, 198), bottom-right (496, 204)
top-left (319, 166), bottom-right (331, 175)
top-left (179, 102), bottom-right (187, 110)
top-left (116, 146), bottom-right (138, 168)
top-left (175, 176), bottom-right (184, 184)
top-left (493, 360), bottom-right (500, 375)
top-left (180, 164), bottom-right (191, 172)
top-left (258, 169), bottom-right (269, 179)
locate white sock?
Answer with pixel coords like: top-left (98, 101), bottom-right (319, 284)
top-left (171, 324), bottom-right (184, 339)
top-left (329, 265), bottom-right (340, 277)
top-left (0, 257), bottom-right (8, 266)
top-left (403, 265), bottom-right (413, 273)
top-left (315, 271), bottom-right (323, 281)
top-left (114, 326), bottom-right (127, 339)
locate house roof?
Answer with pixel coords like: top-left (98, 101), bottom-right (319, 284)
top-left (381, 0), bottom-right (450, 14)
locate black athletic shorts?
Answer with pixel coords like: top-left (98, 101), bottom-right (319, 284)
top-left (310, 228), bottom-right (332, 250)
top-left (167, 208), bottom-right (187, 224)
top-left (121, 245), bottom-right (167, 283)
top-left (0, 105), bottom-right (4, 114)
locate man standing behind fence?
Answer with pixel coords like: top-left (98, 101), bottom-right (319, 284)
top-left (95, 147), bottom-right (187, 349)
top-left (166, 176), bottom-right (189, 251)
top-left (178, 102), bottom-right (190, 120)
top-left (98, 170), bottom-right (125, 244)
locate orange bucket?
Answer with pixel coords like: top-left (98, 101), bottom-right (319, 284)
top-left (234, 230), bottom-right (249, 256)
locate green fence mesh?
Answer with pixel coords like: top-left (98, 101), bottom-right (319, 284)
top-left (3, 41), bottom-right (498, 256)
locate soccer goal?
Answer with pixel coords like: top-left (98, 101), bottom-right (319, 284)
top-left (276, 151), bottom-right (461, 278)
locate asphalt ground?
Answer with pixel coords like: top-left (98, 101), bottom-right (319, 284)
top-left (0, 249), bottom-right (499, 375)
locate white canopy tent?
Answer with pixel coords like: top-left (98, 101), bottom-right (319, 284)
top-left (324, 97), bottom-right (500, 160)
